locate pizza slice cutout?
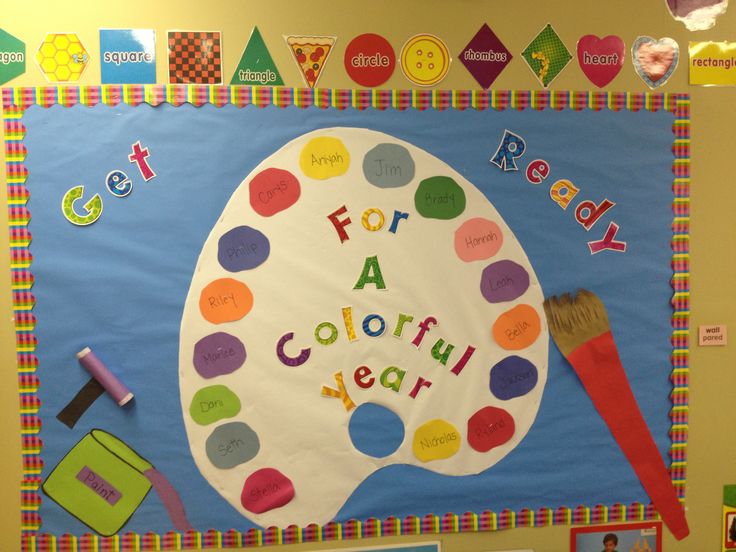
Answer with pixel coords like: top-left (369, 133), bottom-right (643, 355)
top-left (285, 35), bottom-right (336, 88)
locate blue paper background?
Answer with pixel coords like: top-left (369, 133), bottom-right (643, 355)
top-left (22, 100), bottom-right (674, 534)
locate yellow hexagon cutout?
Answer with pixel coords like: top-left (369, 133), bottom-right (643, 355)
top-left (35, 33), bottom-right (89, 82)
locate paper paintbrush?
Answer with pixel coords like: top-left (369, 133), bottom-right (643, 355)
top-left (543, 289), bottom-right (689, 540)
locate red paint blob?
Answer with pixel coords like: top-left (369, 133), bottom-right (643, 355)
top-left (249, 168), bottom-right (301, 217)
top-left (467, 406), bottom-right (515, 453)
top-left (241, 467), bottom-right (295, 514)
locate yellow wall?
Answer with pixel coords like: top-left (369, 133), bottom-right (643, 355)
top-left (1, 1), bottom-right (734, 550)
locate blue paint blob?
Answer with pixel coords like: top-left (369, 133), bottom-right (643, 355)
top-left (348, 402), bottom-right (405, 458)
top-left (490, 356), bottom-right (538, 400)
top-left (217, 225), bottom-right (270, 272)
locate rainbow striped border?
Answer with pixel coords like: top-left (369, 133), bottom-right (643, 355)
top-left (2, 86), bottom-right (689, 552)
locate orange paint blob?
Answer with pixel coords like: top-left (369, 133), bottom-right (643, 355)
top-left (492, 304), bottom-right (541, 350)
top-left (199, 278), bottom-right (254, 324)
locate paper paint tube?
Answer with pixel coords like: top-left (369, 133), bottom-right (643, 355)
top-left (77, 347), bottom-right (134, 406)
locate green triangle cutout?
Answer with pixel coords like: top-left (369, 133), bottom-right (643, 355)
top-left (230, 27), bottom-right (284, 85)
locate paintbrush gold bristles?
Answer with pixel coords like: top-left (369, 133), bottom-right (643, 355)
top-left (543, 289), bottom-right (611, 357)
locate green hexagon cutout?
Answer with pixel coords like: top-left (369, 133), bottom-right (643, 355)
top-left (0, 28), bottom-right (26, 85)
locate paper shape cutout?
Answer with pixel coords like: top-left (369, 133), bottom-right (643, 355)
top-left (632, 36), bottom-right (679, 89)
top-left (577, 35), bottom-right (625, 88)
top-left (193, 332), bottom-right (246, 378)
top-left (349, 403), bottom-right (405, 458)
top-left (467, 406), bottom-right (515, 453)
top-left (241, 468), bottom-right (295, 514)
top-left (61, 185), bottom-right (103, 226)
top-left (42, 430), bottom-right (153, 536)
top-left (492, 304), bottom-right (541, 350)
top-left (77, 347), bottom-right (133, 406)
top-left (459, 23), bottom-right (512, 88)
top-left (179, 127), bottom-right (547, 528)
top-left (285, 35), bottom-right (335, 88)
top-left (230, 27), bottom-right (283, 86)
top-left (521, 24), bottom-right (572, 88)
top-left (723, 485), bottom-right (736, 549)
top-left (217, 225), bottom-right (271, 272)
top-left (56, 378), bottom-right (106, 429)
top-left (99, 29), bottom-right (156, 84)
top-left (344, 33), bottom-right (395, 87)
top-left (35, 33), bottom-right (89, 82)
top-left (412, 419), bottom-right (461, 462)
top-left (544, 290), bottom-right (689, 540)
top-left (689, 41), bottom-right (736, 86)
top-left (299, 135), bottom-right (350, 178)
top-left (206, 422), bottom-right (260, 469)
top-left (0, 28), bottom-right (25, 85)
top-left (454, 217), bottom-right (503, 262)
top-left (665, 0), bottom-right (729, 30)
top-left (189, 384), bottom-right (242, 425)
top-left (198, 278), bottom-right (254, 324)
top-left (400, 34), bottom-right (451, 87)
top-left (167, 30), bottom-right (222, 84)
top-left (128, 140), bottom-right (155, 181)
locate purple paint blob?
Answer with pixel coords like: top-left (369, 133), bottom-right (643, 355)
top-left (480, 259), bottom-right (530, 303)
top-left (490, 356), bottom-right (538, 400)
top-left (193, 332), bottom-right (246, 378)
top-left (217, 226), bottom-right (270, 272)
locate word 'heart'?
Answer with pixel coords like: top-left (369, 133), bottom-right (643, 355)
top-left (577, 35), bottom-right (625, 88)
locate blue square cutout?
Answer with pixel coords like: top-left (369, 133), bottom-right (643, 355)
top-left (100, 29), bottom-right (156, 84)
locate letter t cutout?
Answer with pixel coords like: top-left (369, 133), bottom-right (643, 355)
top-left (129, 141), bottom-right (156, 181)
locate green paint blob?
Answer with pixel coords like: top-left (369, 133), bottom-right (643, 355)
top-left (414, 176), bottom-right (466, 220)
top-left (190, 385), bottom-right (241, 425)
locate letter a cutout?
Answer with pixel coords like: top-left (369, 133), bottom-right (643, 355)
top-left (353, 255), bottom-right (387, 290)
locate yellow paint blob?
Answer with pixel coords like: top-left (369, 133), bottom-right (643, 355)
top-left (299, 136), bottom-right (350, 180)
top-left (412, 418), bottom-right (461, 462)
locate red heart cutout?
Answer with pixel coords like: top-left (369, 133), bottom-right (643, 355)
top-left (577, 35), bottom-right (625, 88)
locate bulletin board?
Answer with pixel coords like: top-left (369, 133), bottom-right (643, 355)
top-left (4, 85), bottom-right (689, 550)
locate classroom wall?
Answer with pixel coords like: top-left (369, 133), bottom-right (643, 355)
top-left (1, 1), bottom-right (734, 550)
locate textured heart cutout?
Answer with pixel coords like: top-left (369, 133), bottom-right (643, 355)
top-left (577, 34), bottom-right (625, 88)
top-left (632, 36), bottom-right (679, 88)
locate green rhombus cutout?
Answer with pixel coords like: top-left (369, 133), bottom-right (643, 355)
top-left (521, 24), bottom-right (571, 88)
top-left (230, 26), bottom-right (284, 86)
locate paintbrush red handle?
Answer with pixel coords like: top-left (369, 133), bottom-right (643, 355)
top-left (567, 330), bottom-right (689, 540)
